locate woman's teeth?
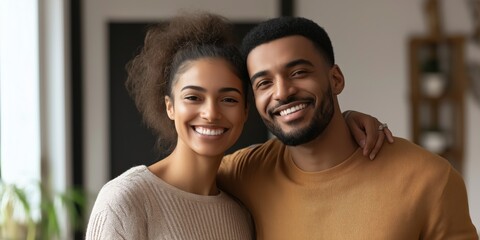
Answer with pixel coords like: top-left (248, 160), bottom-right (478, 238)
top-left (194, 127), bottom-right (225, 136)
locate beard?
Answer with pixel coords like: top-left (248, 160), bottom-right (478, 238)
top-left (263, 87), bottom-right (335, 146)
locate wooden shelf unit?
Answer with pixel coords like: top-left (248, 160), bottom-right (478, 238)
top-left (409, 35), bottom-right (466, 172)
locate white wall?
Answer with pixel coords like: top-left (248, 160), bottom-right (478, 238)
top-left (298, 0), bottom-right (480, 229)
top-left (83, 0), bottom-right (480, 230)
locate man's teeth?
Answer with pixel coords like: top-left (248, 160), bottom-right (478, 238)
top-left (279, 104), bottom-right (307, 116)
top-left (194, 127), bottom-right (224, 136)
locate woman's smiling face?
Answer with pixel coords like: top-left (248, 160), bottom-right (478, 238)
top-left (165, 58), bottom-right (248, 158)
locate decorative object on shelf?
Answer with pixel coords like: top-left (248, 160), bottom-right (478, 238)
top-left (420, 45), bottom-right (447, 97)
top-left (420, 128), bottom-right (448, 154)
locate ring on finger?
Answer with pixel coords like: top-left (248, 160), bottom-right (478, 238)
top-left (378, 123), bottom-right (388, 131)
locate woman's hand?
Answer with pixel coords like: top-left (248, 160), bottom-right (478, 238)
top-left (343, 110), bottom-right (394, 160)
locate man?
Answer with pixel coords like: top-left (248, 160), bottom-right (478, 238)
top-left (218, 16), bottom-right (478, 239)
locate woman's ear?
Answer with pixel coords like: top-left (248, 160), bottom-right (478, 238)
top-left (330, 64), bottom-right (345, 95)
top-left (165, 96), bottom-right (175, 120)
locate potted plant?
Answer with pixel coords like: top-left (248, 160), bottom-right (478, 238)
top-left (0, 180), bottom-right (86, 240)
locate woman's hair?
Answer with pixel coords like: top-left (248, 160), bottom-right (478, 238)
top-left (126, 11), bottom-right (249, 154)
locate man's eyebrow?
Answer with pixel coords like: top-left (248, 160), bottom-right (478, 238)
top-left (181, 85), bottom-right (242, 94)
top-left (285, 59), bottom-right (314, 68)
top-left (250, 70), bottom-right (268, 84)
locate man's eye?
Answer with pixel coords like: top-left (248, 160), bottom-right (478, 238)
top-left (292, 70), bottom-right (308, 77)
top-left (256, 80), bottom-right (271, 89)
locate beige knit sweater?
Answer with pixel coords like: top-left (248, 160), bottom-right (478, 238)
top-left (86, 166), bottom-right (253, 240)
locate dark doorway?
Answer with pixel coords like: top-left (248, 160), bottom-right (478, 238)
top-left (108, 22), bottom-right (268, 179)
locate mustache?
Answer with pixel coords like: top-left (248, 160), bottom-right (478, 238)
top-left (267, 96), bottom-right (313, 116)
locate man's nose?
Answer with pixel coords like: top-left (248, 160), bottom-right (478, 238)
top-left (274, 77), bottom-right (297, 101)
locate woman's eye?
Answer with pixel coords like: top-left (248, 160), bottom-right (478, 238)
top-left (184, 95), bottom-right (199, 101)
top-left (222, 97), bottom-right (239, 103)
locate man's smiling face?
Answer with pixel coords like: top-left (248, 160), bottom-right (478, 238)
top-left (246, 35), bottom-right (336, 146)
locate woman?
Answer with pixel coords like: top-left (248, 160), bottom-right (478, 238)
top-left (85, 12), bottom-right (392, 239)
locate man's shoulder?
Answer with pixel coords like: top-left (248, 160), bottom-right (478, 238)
top-left (387, 137), bottom-right (451, 165)
top-left (226, 138), bottom-right (284, 161)
top-left (220, 138), bottom-right (285, 175)
top-left (379, 137), bottom-right (455, 178)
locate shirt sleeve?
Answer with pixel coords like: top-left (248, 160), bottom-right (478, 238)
top-left (85, 208), bottom-right (128, 240)
top-left (85, 182), bottom-right (149, 240)
top-left (423, 167), bottom-right (479, 240)
top-left (218, 151), bottom-right (244, 198)
top-left (217, 144), bottom-right (262, 200)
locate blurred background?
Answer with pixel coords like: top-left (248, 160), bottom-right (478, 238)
top-left (1, 0), bottom-right (479, 239)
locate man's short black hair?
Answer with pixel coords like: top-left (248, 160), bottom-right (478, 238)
top-left (240, 16), bottom-right (335, 66)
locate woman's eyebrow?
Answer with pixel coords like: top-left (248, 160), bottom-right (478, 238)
top-left (181, 85), bottom-right (241, 94)
top-left (181, 85), bottom-right (205, 92)
top-left (219, 87), bottom-right (242, 94)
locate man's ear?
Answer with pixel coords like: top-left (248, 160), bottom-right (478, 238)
top-left (165, 96), bottom-right (175, 120)
top-left (330, 64), bottom-right (345, 95)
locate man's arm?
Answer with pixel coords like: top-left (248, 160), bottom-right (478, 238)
top-left (218, 146), bottom-right (256, 200)
top-left (423, 167), bottom-right (478, 239)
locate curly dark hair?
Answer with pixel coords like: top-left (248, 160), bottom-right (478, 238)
top-left (125, 12), bottom-right (249, 154)
top-left (240, 16), bottom-right (335, 66)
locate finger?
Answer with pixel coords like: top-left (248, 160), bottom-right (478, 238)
top-left (362, 118), bottom-right (380, 156)
top-left (349, 122), bottom-right (367, 149)
top-left (369, 131), bottom-right (385, 160)
top-left (383, 127), bottom-right (394, 143)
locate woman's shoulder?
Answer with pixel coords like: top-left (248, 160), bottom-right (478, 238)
top-left (90, 166), bottom-right (155, 213)
top-left (86, 166), bottom-right (153, 240)
top-left (102, 165), bottom-right (151, 192)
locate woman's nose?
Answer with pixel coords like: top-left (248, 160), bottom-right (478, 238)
top-left (200, 101), bottom-right (222, 122)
